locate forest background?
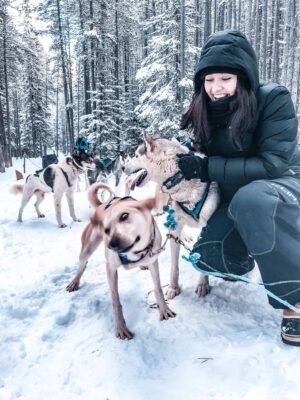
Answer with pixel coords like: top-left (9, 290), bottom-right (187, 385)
top-left (0, 0), bottom-right (300, 172)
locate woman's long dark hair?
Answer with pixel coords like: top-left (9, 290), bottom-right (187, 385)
top-left (180, 76), bottom-right (257, 150)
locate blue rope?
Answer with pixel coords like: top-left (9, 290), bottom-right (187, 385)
top-left (183, 252), bottom-right (300, 313)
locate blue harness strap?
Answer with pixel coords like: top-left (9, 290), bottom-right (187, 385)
top-left (177, 182), bottom-right (211, 222)
top-left (99, 158), bottom-right (114, 170)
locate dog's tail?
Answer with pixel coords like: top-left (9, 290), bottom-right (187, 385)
top-left (15, 170), bottom-right (24, 181)
top-left (88, 183), bottom-right (114, 208)
top-left (10, 183), bottom-right (24, 194)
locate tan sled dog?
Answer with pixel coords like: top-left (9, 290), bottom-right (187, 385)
top-left (66, 183), bottom-right (176, 339)
top-left (124, 134), bottom-right (220, 299)
top-left (11, 151), bottom-right (94, 228)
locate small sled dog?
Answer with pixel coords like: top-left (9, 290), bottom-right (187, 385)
top-left (87, 155), bottom-right (124, 187)
top-left (124, 134), bottom-right (220, 299)
top-left (66, 183), bottom-right (176, 339)
top-left (11, 151), bottom-right (94, 228)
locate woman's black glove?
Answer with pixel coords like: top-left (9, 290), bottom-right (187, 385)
top-left (177, 153), bottom-right (210, 181)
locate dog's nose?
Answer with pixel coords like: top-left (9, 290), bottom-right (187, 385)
top-left (108, 237), bottom-right (121, 251)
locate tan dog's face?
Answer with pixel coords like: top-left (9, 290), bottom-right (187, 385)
top-left (94, 197), bottom-right (155, 254)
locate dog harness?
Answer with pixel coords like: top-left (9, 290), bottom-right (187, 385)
top-left (104, 195), bottom-right (136, 209)
top-left (59, 168), bottom-right (72, 188)
top-left (163, 171), bottom-right (211, 222)
top-left (177, 182), bottom-right (211, 222)
top-left (32, 166), bottom-right (72, 192)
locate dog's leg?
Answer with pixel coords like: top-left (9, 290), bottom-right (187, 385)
top-left (166, 224), bottom-right (183, 300)
top-left (195, 275), bottom-right (210, 297)
top-left (148, 260), bottom-right (176, 320)
top-left (17, 186), bottom-right (33, 222)
top-left (34, 190), bottom-right (46, 218)
top-left (66, 223), bottom-right (102, 291)
top-left (53, 190), bottom-right (67, 228)
top-left (65, 188), bottom-right (81, 224)
top-left (84, 170), bottom-right (89, 190)
top-left (105, 263), bottom-right (134, 340)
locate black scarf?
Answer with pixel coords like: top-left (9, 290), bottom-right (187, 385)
top-left (207, 95), bottom-right (237, 128)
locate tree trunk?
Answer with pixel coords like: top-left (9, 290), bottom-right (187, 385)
top-left (180, 0), bottom-right (185, 106)
top-left (78, 0), bottom-right (91, 115)
top-left (3, 10), bottom-right (12, 166)
top-left (114, 0), bottom-right (120, 153)
top-left (56, 0), bottom-right (74, 151)
top-left (13, 91), bottom-right (21, 158)
top-left (0, 95), bottom-right (6, 172)
top-left (90, 0), bottom-right (97, 111)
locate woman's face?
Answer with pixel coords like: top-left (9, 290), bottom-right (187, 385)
top-left (204, 73), bottom-right (237, 101)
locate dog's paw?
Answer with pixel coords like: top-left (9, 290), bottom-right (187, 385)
top-left (38, 214), bottom-right (45, 218)
top-left (166, 286), bottom-right (181, 300)
top-left (115, 325), bottom-right (134, 340)
top-left (139, 266), bottom-right (149, 271)
top-left (66, 280), bottom-right (80, 292)
top-left (74, 218), bottom-right (82, 223)
top-left (159, 306), bottom-right (176, 320)
top-left (59, 223), bottom-right (67, 228)
top-left (195, 276), bottom-right (210, 297)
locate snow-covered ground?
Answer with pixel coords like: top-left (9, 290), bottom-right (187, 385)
top-left (1, 158), bottom-right (299, 400)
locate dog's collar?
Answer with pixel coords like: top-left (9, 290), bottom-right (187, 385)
top-left (118, 220), bottom-right (156, 266)
top-left (163, 171), bottom-right (184, 190)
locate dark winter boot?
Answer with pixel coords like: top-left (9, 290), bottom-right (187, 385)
top-left (281, 304), bottom-right (300, 347)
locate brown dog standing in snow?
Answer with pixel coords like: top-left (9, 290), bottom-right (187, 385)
top-left (66, 183), bottom-right (176, 339)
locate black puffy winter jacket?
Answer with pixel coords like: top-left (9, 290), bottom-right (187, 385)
top-left (194, 30), bottom-right (299, 201)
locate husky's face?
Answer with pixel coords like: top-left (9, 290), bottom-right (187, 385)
top-left (123, 143), bottom-right (149, 189)
top-left (71, 150), bottom-right (94, 169)
top-left (124, 134), bottom-right (188, 190)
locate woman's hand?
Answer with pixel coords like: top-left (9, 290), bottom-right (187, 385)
top-left (177, 153), bottom-right (209, 181)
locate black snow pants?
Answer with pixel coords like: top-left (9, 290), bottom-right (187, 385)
top-left (192, 177), bottom-right (300, 309)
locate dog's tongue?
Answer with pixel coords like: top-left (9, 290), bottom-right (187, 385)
top-left (126, 169), bottom-right (147, 191)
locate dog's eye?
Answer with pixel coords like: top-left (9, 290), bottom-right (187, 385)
top-left (120, 213), bottom-right (129, 222)
top-left (104, 228), bottom-right (110, 234)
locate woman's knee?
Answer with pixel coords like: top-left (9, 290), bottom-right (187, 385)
top-left (228, 181), bottom-right (274, 221)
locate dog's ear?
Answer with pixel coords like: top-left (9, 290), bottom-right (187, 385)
top-left (66, 156), bottom-right (73, 165)
top-left (143, 132), bottom-right (155, 152)
top-left (137, 197), bottom-right (156, 211)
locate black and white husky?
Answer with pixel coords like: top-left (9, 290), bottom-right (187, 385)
top-left (124, 134), bottom-right (220, 298)
top-left (11, 151), bottom-right (94, 228)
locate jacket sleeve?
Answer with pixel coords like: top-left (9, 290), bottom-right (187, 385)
top-left (207, 85), bottom-right (298, 184)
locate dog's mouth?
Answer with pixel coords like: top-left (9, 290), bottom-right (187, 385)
top-left (109, 235), bottom-right (141, 253)
top-left (127, 169), bottom-right (148, 190)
